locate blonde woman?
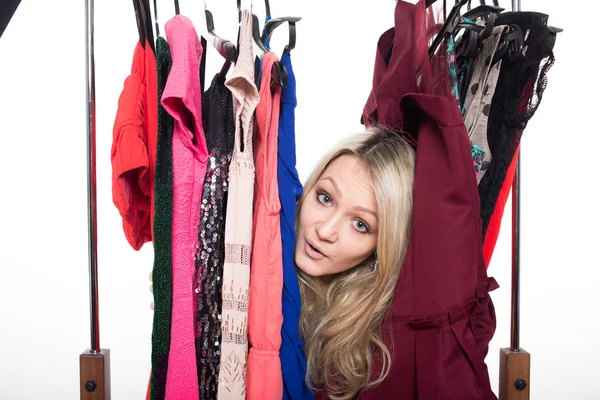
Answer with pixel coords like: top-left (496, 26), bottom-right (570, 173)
top-left (294, 127), bottom-right (415, 400)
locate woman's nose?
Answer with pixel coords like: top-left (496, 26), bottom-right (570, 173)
top-left (316, 218), bottom-right (338, 242)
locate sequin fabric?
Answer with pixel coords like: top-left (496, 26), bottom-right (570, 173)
top-left (194, 74), bottom-right (235, 399)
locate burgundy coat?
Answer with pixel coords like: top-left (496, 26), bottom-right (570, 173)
top-left (357, 94), bottom-right (499, 400)
top-left (357, 1), bottom-right (499, 399)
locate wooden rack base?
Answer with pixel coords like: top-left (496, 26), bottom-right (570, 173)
top-left (499, 347), bottom-right (530, 400)
top-left (80, 348), bottom-right (111, 400)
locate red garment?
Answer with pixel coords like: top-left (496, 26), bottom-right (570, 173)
top-left (146, 41), bottom-right (158, 236)
top-left (146, 371), bottom-right (151, 400)
top-left (483, 145), bottom-right (520, 267)
top-left (360, 1), bottom-right (498, 398)
top-left (246, 52), bottom-right (284, 400)
top-left (111, 40), bottom-right (158, 250)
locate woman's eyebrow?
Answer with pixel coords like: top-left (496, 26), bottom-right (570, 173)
top-left (321, 176), bottom-right (377, 218)
top-left (320, 176), bottom-right (343, 198)
top-left (353, 206), bottom-right (377, 218)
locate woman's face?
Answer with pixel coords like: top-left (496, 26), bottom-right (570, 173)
top-left (295, 155), bottom-right (379, 277)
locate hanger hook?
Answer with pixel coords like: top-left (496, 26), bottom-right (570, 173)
top-left (153, 0), bottom-right (160, 37)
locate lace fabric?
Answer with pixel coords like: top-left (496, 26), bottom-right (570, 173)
top-left (223, 243), bottom-right (251, 266)
top-left (217, 9), bottom-right (260, 400)
top-left (479, 12), bottom-right (555, 238)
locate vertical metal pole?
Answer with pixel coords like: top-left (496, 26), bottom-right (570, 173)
top-left (510, 0), bottom-right (521, 353)
top-left (80, 3), bottom-right (110, 398)
top-left (85, 0), bottom-right (100, 353)
top-left (511, 0), bottom-right (521, 11)
top-left (510, 157), bottom-right (521, 351)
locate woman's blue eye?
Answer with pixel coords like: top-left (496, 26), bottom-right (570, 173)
top-left (317, 191), bottom-right (332, 205)
top-left (353, 219), bottom-right (369, 234)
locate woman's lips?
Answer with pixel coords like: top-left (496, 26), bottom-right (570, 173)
top-left (305, 238), bottom-right (325, 260)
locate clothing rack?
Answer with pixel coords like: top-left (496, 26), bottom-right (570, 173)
top-left (74, 0), bottom-right (533, 398)
top-left (79, 0), bottom-right (111, 398)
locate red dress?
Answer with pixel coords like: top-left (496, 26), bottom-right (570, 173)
top-left (359, 1), bottom-right (498, 398)
top-left (111, 39), bottom-right (158, 250)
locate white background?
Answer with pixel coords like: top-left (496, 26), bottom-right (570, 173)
top-left (0, 0), bottom-right (596, 399)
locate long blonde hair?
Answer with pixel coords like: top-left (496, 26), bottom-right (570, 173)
top-left (297, 127), bottom-right (415, 399)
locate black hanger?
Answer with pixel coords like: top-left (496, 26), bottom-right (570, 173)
top-left (132, 0), bottom-right (155, 52)
top-left (251, 13), bottom-right (287, 89)
top-left (548, 26), bottom-right (564, 34)
top-left (200, 37), bottom-right (207, 91)
top-left (466, 0), bottom-right (499, 10)
top-left (451, 22), bottom-right (482, 106)
top-left (262, 17), bottom-right (301, 54)
top-left (455, 22), bottom-right (484, 58)
top-left (463, 0), bottom-right (504, 40)
top-left (174, 0), bottom-right (180, 15)
top-left (132, 0), bottom-right (147, 48)
top-left (142, 0), bottom-right (155, 52)
top-left (465, 0), bottom-right (502, 15)
top-left (492, 21), bottom-right (562, 64)
top-left (429, 0), bottom-right (469, 58)
top-left (547, 25), bottom-right (563, 50)
top-left (259, 0), bottom-right (300, 54)
top-left (270, 60), bottom-right (288, 91)
top-left (152, 0), bottom-right (160, 37)
top-left (204, 4), bottom-right (237, 61)
top-left (257, 0), bottom-right (290, 89)
top-left (455, 23), bottom-right (484, 107)
top-left (252, 13), bottom-right (269, 58)
top-left (492, 23), bottom-right (524, 64)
